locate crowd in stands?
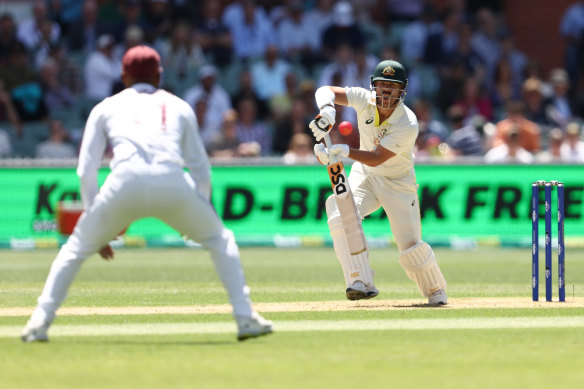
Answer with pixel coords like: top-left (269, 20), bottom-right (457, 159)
top-left (0, 0), bottom-right (583, 163)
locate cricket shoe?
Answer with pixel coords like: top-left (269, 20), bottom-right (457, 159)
top-left (346, 281), bottom-right (379, 301)
top-left (21, 318), bottom-right (51, 343)
top-left (428, 289), bottom-right (448, 306)
top-left (236, 312), bottom-right (273, 341)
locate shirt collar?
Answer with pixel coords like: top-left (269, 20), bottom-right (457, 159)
top-left (374, 102), bottom-right (405, 127)
top-left (131, 83), bottom-right (158, 93)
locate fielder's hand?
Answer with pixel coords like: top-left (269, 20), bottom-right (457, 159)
top-left (98, 244), bottom-right (114, 261)
top-left (309, 106), bottom-right (335, 141)
top-left (314, 143), bottom-right (330, 165)
top-left (329, 144), bottom-right (350, 158)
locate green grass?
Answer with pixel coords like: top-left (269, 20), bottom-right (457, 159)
top-left (1, 247), bottom-right (584, 388)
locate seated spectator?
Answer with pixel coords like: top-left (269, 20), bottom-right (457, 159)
top-left (454, 77), bottom-right (493, 124)
top-left (235, 97), bottom-right (271, 155)
top-left (317, 43), bottom-right (357, 87)
top-left (269, 71), bottom-right (299, 120)
top-left (35, 119), bottom-right (77, 159)
top-left (143, 0), bottom-right (172, 42)
top-left (354, 48), bottom-right (378, 88)
top-left (196, 0), bottom-right (233, 68)
top-left (536, 128), bottom-right (564, 163)
top-left (48, 42), bottom-right (84, 95)
top-left (0, 13), bottom-right (18, 62)
top-left (413, 98), bottom-right (450, 141)
top-left (16, 0), bottom-right (61, 51)
top-left (522, 77), bottom-right (551, 128)
top-left (301, 0), bottom-right (334, 55)
top-left (492, 100), bottom-right (541, 153)
top-left (0, 80), bottom-right (22, 136)
top-left (46, 0), bottom-right (85, 35)
top-left (84, 34), bottom-right (121, 101)
top-left (275, 0), bottom-right (310, 62)
top-left (226, 0), bottom-right (275, 62)
top-left (194, 99), bottom-right (219, 149)
top-left (111, 0), bottom-right (152, 44)
top-left (321, 1), bottom-right (364, 57)
top-left (283, 133), bottom-right (317, 165)
top-left (545, 68), bottom-right (577, 128)
top-left (489, 58), bottom-right (521, 118)
top-left (485, 126), bottom-right (534, 164)
top-left (250, 45), bottom-right (291, 100)
top-left (112, 24), bottom-right (145, 62)
top-left (0, 43), bottom-right (47, 122)
top-left (0, 125), bottom-right (12, 157)
top-left (424, 8), bottom-right (461, 66)
top-left (39, 58), bottom-right (74, 110)
top-left (206, 109), bottom-right (260, 158)
top-left (400, 4), bottom-right (439, 67)
top-left (560, 122), bottom-right (584, 162)
top-left (231, 68), bottom-right (269, 120)
top-left (470, 8), bottom-right (502, 83)
top-left (68, 0), bottom-right (107, 53)
top-left (445, 104), bottom-right (484, 156)
top-left (272, 98), bottom-right (312, 155)
top-left (157, 21), bottom-right (206, 79)
top-left (183, 65), bottom-right (232, 135)
top-left (498, 32), bottom-right (527, 88)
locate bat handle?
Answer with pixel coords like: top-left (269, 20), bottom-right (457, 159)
top-left (323, 134), bottom-right (337, 163)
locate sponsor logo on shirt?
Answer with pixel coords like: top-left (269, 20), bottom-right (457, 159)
top-left (366, 117), bottom-right (373, 124)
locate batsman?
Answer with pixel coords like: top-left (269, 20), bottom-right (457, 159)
top-left (310, 59), bottom-right (448, 305)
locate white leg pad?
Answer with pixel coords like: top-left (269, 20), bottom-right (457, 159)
top-left (327, 196), bottom-right (374, 287)
top-left (399, 241), bottom-right (447, 297)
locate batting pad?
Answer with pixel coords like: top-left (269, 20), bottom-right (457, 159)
top-left (327, 197), bottom-right (374, 287)
top-left (399, 241), bottom-right (447, 297)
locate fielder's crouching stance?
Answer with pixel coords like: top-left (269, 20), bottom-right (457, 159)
top-left (22, 46), bottom-right (273, 343)
top-left (310, 60), bottom-right (448, 305)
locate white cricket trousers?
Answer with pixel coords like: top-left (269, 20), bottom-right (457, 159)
top-left (33, 163), bottom-right (253, 322)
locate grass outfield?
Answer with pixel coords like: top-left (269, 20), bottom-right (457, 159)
top-left (1, 247), bottom-right (584, 388)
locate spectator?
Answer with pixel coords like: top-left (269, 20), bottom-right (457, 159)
top-left (0, 126), bottom-right (11, 157)
top-left (470, 8), bottom-right (502, 83)
top-left (111, 0), bottom-right (151, 44)
top-left (424, 8), bottom-right (461, 66)
top-left (522, 77), bottom-right (551, 128)
top-left (275, 0), bottom-right (311, 64)
top-left (283, 133), bottom-right (317, 165)
top-left (231, 68), bottom-right (269, 120)
top-left (207, 108), bottom-right (260, 158)
top-left (454, 77), bottom-right (493, 124)
top-left (270, 71), bottom-right (300, 120)
top-left (194, 98), bottom-right (219, 149)
top-left (413, 98), bottom-right (450, 142)
top-left (450, 22), bottom-right (484, 80)
top-left (301, 0), bottom-right (334, 53)
top-left (492, 100), bottom-right (541, 153)
top-left (195, 0), bottom-right (233, 68)
top-left (561, 122), bottom-right (584, 163)
top-left (400, 4), bottom-right (439, 67)
top-left (445, 104), bottom-right (484, 156)
top-left (0, 13), bottom-right (18, 62)
top-left (250, 45), bottom-right (291, 101)
top-left (317, 43), bottom-right (357, 88)
top-left (48, 42), bottom-right (84, 95)
top-left (272, 98), bottom-right (312, 155)
top-left (559, 1), bottom-right (584, 87)
top-left (46, 0), bottom-right (85, 34)
top-left (84, 34), bottom-right (121, 101)
top-left (385, 0), bottom-right (425, 22)
top-left (485, 126), bottom-right (534, 164)
top-left (536, 127), bottom-right (564, 163)
top-left (68, 0), bottom-right (107, 53)
top-left (0, 80), bottom-right (22, 136)
top-left (183, 65), bottom-right (232, 135)
top-left (235, 97), bottom-right (271, 155)
top-left (143, 0), bottom-right (172, 42)
top-left (354, 48), bottom-right (378, 88)
top-left (321, 1), bottom-right (364, 56)
top-left (489, 58), bottom-right (521, 119)
top-left (226, 0), bottom-right (275, 62)
top-left (498, 32), bottom-right (527, 88)
top-left (157, 21), bottom-right (205, 79)
top-left (545, 68), bottom-right (576, 128)
top-left (39, 58), bottom-right (74, 110)
top-left (35, 119), bottom-right (77, 159)
top-left (16, 0), bottom-right (61, 51)
top-left (0, 43), bottom-right (47, 122)
top-left (112, 24), bottom-right (145, 62)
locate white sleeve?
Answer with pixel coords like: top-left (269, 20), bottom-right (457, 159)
top-left (182, 106), bottom-right (212, 201)
top-left (77, 103), bottom-right (108, 209)
top-left (345, 87), bottom-right (370, 112)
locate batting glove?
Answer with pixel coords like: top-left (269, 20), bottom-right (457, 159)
top-left (309, 106), bottom-right (335, 141)
top-left (314, 143), bottom-right (330, 165)
top-left (329, 144), bottom-right (350, 158)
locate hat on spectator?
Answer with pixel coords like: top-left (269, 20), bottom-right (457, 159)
top-left (198, 65), bottom-right (217, 80)
top-left (550, 68), bottom-right (569, 86)
top-left (566, 122), bottom-right (581, 136)
top-left (97, 34), bottom-right (115, 50)
top-left (122, 45), bottom-right (162, 78)
top-left (523, 77), bottom-right (542, 94)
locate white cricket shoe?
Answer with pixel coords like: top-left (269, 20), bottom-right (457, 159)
top-left (345, 281), bottom-right (379, 301)
top-left (236, 312), bottom-right (273, 341)
top-left (21, 318), bottom-right (51, 343)
top-left (428, 289), bottom-right (448, 306)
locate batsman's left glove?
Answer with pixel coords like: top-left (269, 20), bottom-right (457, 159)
top-left (309, 106), bottom-right (335, 141)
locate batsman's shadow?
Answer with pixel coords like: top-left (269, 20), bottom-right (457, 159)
top-left (76, 339), bottom-right (235, 347)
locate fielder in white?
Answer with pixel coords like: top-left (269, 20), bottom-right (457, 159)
top-left (310, 59), bottom-right (448, 305)
top-left (21, 46), bottom-right (273, 342)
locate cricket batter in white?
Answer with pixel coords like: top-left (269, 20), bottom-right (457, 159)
top-left (310, 59), bottom-right (448, 305)
top-left (22, 46), bottom-right (273, 342)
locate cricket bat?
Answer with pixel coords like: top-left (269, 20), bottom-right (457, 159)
top-left (324, 134), bottom-right (367, 255)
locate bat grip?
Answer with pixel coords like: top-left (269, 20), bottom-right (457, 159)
top-left (323, 134), bottom-right (337, 163)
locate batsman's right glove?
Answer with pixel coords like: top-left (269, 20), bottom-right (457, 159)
top-left (314, 143), bottom-right (330, 165)
top-left (309, 106), bottom-right (335, 141)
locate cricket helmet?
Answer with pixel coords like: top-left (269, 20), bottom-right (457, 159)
top-left (370, 60), bottom-right (408, 86)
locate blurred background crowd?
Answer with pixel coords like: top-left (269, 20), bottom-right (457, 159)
top-left (0, 0), bottom-right (583, 164)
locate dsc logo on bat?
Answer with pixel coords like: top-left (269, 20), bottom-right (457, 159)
top-left (328, 162), bottom-right (348, 198)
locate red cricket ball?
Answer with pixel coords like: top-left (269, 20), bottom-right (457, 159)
top-left (339, 121), bottom-right (353, 135)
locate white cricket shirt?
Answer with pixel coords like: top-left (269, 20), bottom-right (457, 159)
top-left (77, 83), bottom-right (210, 208)
top-left (345, 87), bottom-right (418, 178)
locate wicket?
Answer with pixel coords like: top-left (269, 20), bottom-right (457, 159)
top-left (532, 180), bottom-right (565, 302)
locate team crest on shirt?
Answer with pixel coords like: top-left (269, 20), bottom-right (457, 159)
top-left (373, 127), bottom-right (391, 148)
